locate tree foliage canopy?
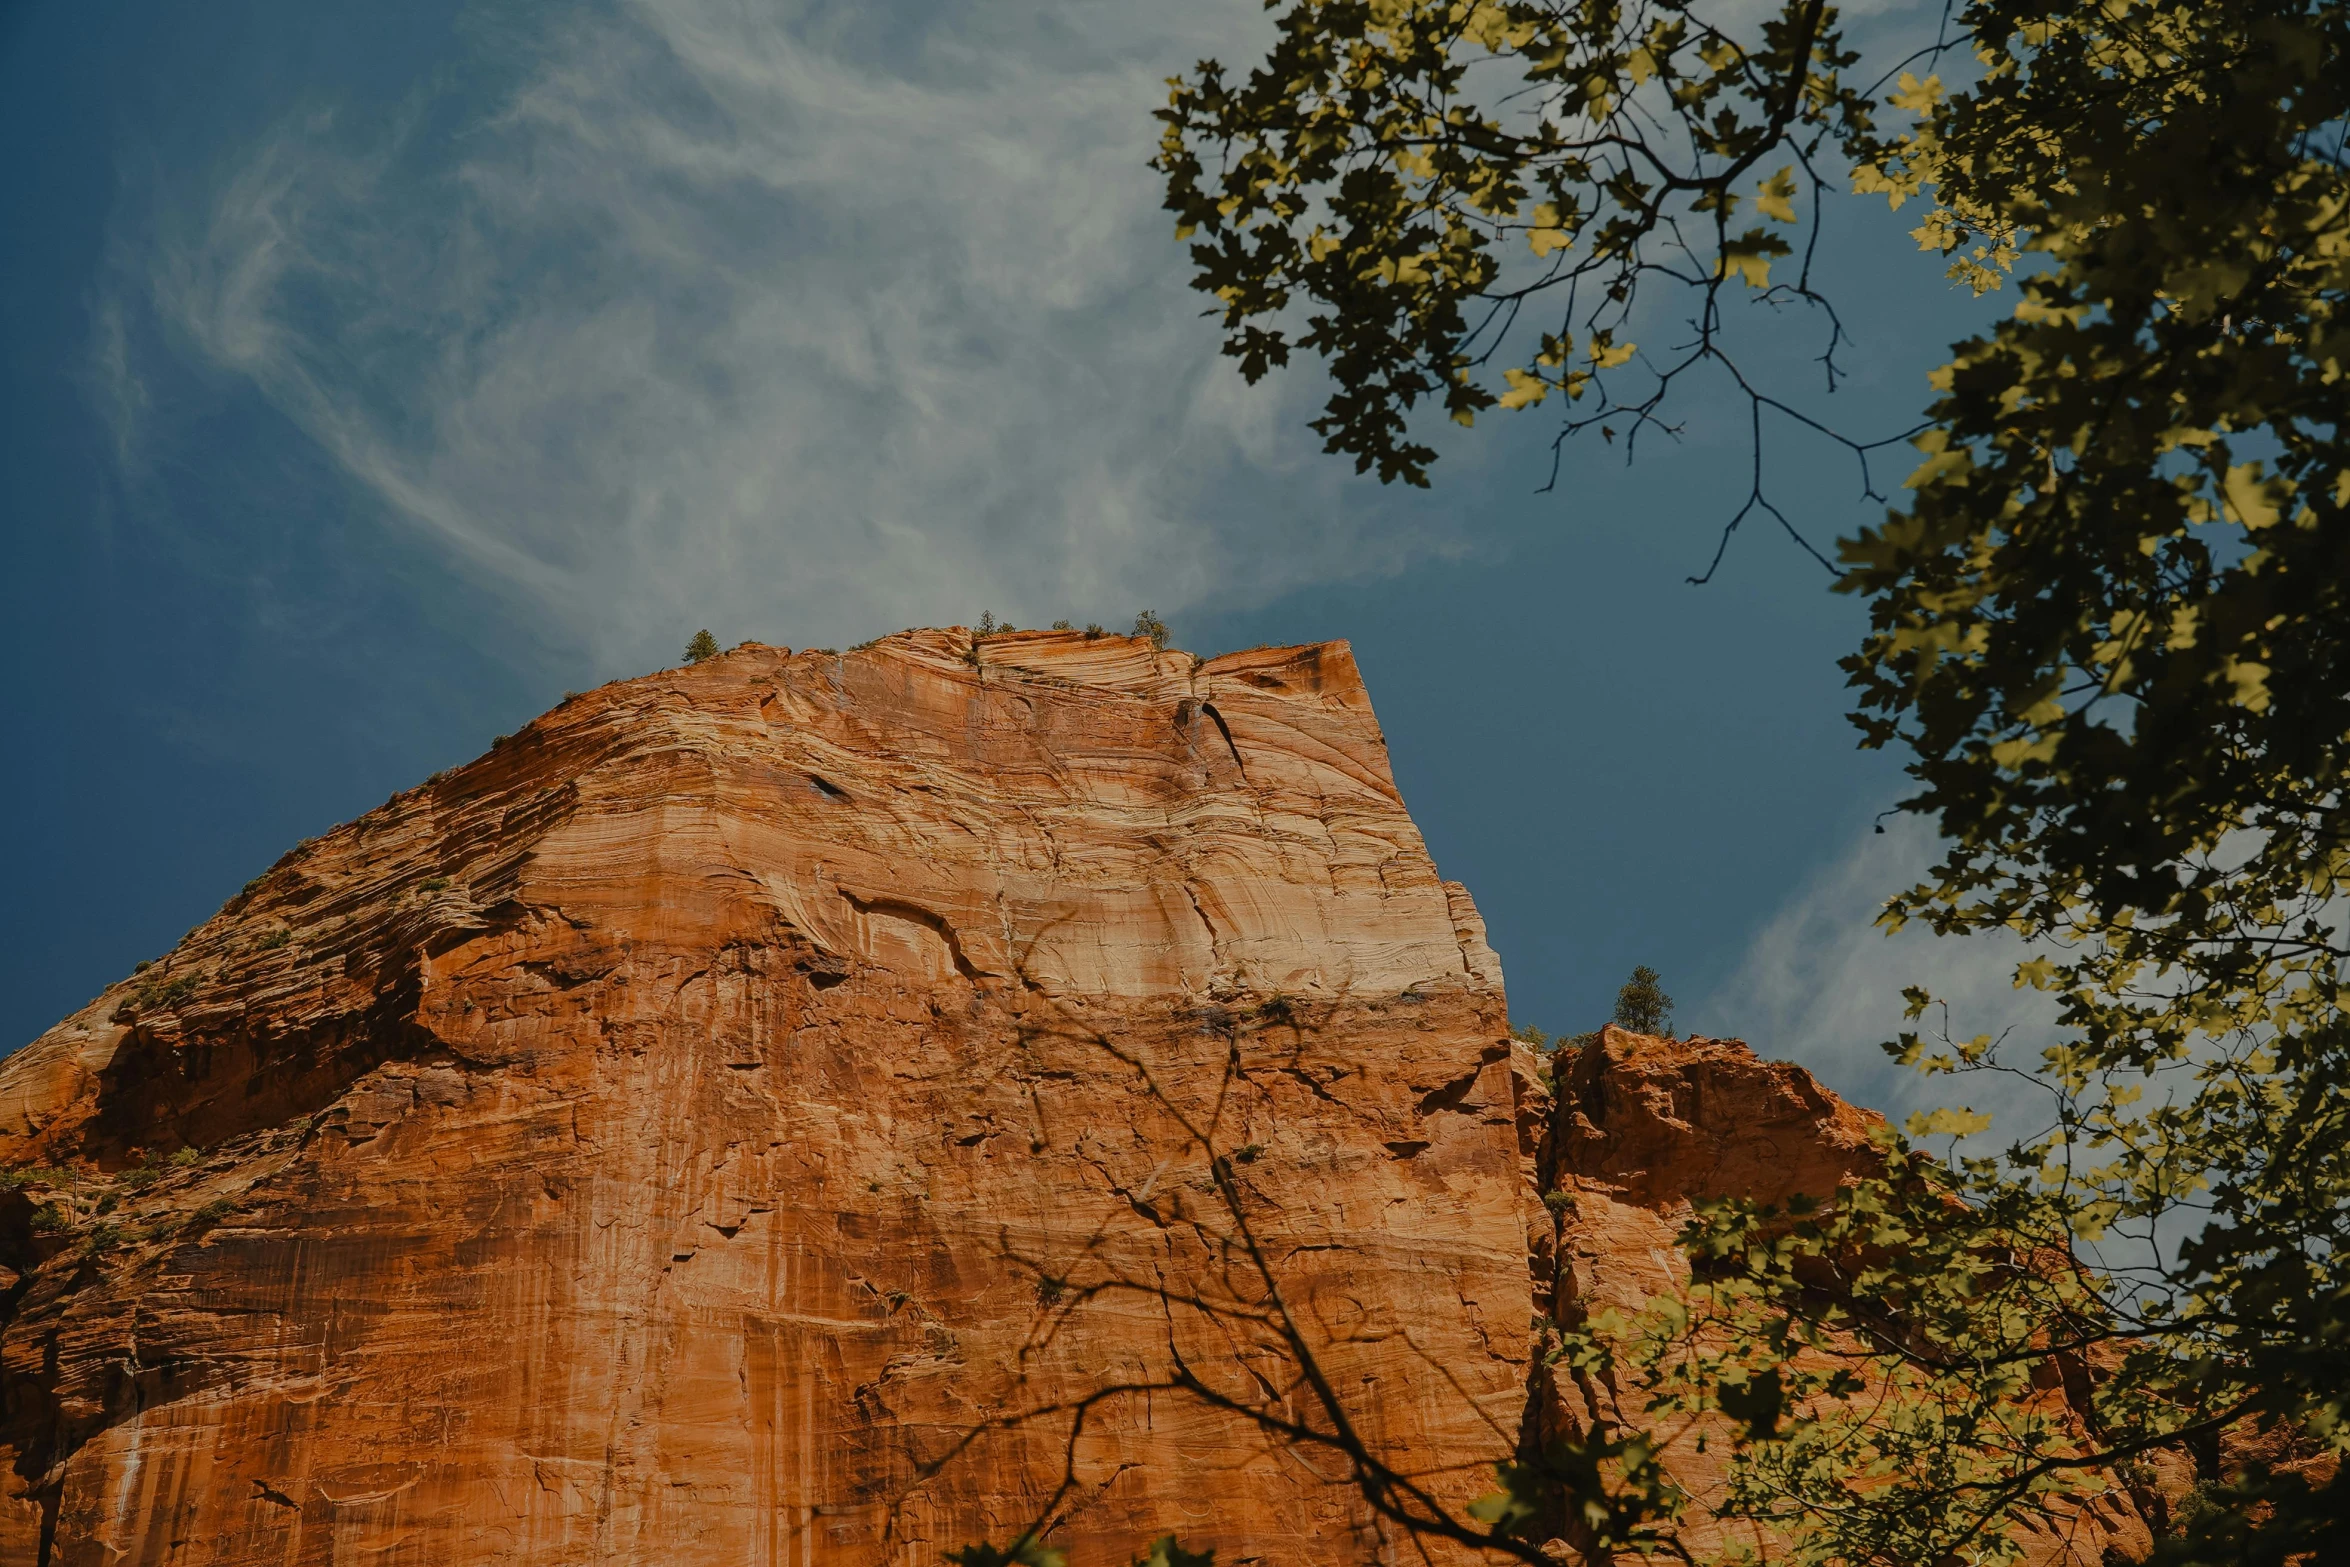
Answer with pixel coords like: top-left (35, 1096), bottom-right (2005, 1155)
top-left (1840, 7), bottom-right (2350, 1557)
top-left (1611, 965), bottom-right (1674, 1036)
top-left (1152, 1), bottom-right (2350, 1561)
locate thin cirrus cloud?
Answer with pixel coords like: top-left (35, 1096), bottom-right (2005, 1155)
top-left (1693, 813), bottom-right (2067, 1145)
top-left (95, 0), bottom-right (1471, 665)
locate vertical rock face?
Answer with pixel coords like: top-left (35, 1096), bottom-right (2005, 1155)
top-left (0, 632), bottom-right (1533, 1567)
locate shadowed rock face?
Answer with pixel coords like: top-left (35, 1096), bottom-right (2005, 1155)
top-left (1518, 1030), bottom-right (2161, 1567)
top-left (0, 631), bottom-right (1534, 1567)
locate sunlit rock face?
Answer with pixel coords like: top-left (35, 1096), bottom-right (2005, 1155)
top-left (0, 630), bottom-right (1534, 1567)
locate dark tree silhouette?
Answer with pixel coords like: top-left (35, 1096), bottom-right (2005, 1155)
top-left (1610, 967), bottom-right (1674, 1038)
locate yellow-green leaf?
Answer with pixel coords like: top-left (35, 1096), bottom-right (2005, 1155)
top-left (1888, 72), bottom-right (1943, 112)
top-left (1906, 1107), bottom-right (1993, 1139)
top-left (1498, 367), bottom-right (1550, 410)
top-left (2223, 462), bottom-right (2283, 529)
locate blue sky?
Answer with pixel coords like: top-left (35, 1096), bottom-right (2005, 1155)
top-left (1, 0), bottom-right (2054, 1121)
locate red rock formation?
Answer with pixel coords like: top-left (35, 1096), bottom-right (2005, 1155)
top-left (0, 631), bottom-right (1533, 1567)
top-left (1521, 1028), bottom-right (2158, 1567)
top-left (0, 629), bottom-right (2178, 1567)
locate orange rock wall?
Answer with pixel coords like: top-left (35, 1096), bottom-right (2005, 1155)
top-left (1521, 1029), bottom-right (2158, 1566)
top-left (0, 632), bottom-right (1532, 1567)
top-left (0, 628), bottom-right (2162, 1567)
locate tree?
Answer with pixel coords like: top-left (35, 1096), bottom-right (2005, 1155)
top-left (1152, 1), bottom-right (2350, 1561)
top-left (1840, 6), bottom-right (2350, 1557)
top-left (1153, 0), bottom-right (1899, 524)
top-left (684, 629), bottom-right (720, 664)
top-left (1611, 966), bottom-right (1674, 1037)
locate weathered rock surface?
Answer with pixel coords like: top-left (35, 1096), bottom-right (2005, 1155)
top-left (1520, 1029), bottom-right (2157, 1567)
top-left (0, 631), bottom-right (1533, 1567)
top-left (0, 628), bottom-right (2167, 1567)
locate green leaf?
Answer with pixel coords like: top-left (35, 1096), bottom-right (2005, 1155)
top-left (1466, 1461), bottom-right (1544, 1536)
top-left (950, 1537), bottom-right (1065, 1567)
top-left (1906, 1107), bottom-right (1993, 1140)
top-left (1134, 1537), bottom-right (1213, 1567)
top-left (1716, 1367), bottom-right (1785, 1441)
top-left (1498, 367), bottom-right (1550, 409)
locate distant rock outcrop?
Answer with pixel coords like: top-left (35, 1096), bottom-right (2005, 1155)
top-left (1520, 1027), bottom-right (2157, 1566)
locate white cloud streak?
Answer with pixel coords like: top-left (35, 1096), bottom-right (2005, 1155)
top-left (1691, 814), bottom-right (2067, 1141)
top-left (101, 0), bottom-right (1464, 665)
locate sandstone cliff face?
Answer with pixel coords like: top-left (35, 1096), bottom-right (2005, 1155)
top-left (0, 631), bottom-right (1533, 1567)
top-left (0, 629), bottom-right (2156, 1567)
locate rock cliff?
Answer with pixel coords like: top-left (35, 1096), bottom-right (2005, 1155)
top-left (0, 629), bottom-right (2149, 1567)
top-left (0, 631), bottom-right (1532, 1566)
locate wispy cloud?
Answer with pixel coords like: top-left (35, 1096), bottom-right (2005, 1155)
top-left (1691, 813), bottom-right (2066, 1141)
top-left (98, 0), bottom-right (1467, 665)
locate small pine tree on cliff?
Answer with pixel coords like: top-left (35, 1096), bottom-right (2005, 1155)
top-left (1610, 966), bottom-right (1673, 1038)
top-left (1131, 610), bottom-right (1169, 651)
top-left (683, 630), bottom-right (719, 664)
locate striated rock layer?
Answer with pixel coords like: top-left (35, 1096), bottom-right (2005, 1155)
top-left (0, 631), bottom-right (1535, 1567)
top-left (0, 628), bottom-right (2158, 1567)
